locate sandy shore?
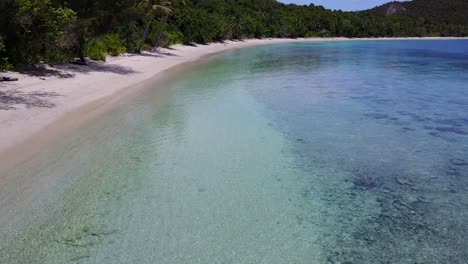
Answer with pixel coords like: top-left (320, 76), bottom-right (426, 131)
top-left (0, 38), bottom-right (305, 156)
top-left (0, 37), bottom-right (466, 161)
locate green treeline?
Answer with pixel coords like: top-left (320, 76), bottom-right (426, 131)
top-left (0, 0), bottom-right (466, 71)
top-left (404, 0), bottom-right (468, 26)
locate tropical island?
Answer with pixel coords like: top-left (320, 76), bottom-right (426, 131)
top-left (0, 0), bottom-right (467, 70)
top-left (1, 1), bottom-right (468, 264)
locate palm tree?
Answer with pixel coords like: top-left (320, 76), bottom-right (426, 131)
top-left (231, 15), bottom-right (244, 40)
top-left (138, 0), bottom-right (172, 52)
top-left (152, 9), bottom-right (170, 51)
top-left (152, 0), bottom-right (187, 51)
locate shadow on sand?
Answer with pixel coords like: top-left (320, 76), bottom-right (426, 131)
top-left (0, 90), bottom-right (61, 110)
top-left (9, 51), bottom-right (181, 80)
top-left (0, 51), bottom-right (184, 110)
top-left (16, 60), bottom-right (138, 79)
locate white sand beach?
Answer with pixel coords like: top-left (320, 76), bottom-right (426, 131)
top-left (0, 39), bottom-right (303, 157)
top-left (0, 37), bottom-right (465, 167)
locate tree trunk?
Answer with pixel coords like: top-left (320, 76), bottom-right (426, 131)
top-left (78, 35), bottom-right (86, 64)
top-left (138, 16), bottom-right (154, 52)
top-left (153, 15), bottom-right (169, 51)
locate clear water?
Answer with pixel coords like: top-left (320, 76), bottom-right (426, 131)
top-left (1, 40), bottom-right (467, 263)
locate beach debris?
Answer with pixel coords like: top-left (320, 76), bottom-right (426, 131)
top-left (71, 58), bottom-right (87, 66)
top-left (450, 158), bottom-right (468, 166)
top-left (0, 76), bottom-right (18, 82)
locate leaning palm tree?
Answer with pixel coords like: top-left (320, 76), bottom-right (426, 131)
top-left (152, 0), bottom-right (187, 51)
top-left (137, 0), bottom-right (172, 52)
top-left (231, 15), bottom-right (244, 40)
top-left (152, 8), bottom-right (170, 51)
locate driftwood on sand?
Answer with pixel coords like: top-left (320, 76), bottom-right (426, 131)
top-left (0, 76), bottom-right (19, 82)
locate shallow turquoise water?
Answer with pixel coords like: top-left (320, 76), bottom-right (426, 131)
top-left (1, 40), bottom-right (467, 263)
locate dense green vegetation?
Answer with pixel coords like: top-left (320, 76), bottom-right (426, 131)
top-left (405, 0), bottom-right (468, 26)
top-left (371, 0), bottom-right (468, 26)
top-left (0, 0), bottom-right (466, 71)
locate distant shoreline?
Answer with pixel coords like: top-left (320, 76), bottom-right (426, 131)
top-left (0, 36), bottom-right (467, 167)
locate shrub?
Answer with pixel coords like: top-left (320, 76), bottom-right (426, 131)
top-left (15, 0), bottom-right (76, 64)
top-left (118, 22), bottom-right (143, 52)
top-left (166, 30), bottom-right (184, 46)
top-left (0, 36), bottom-right (12, 71)
top-left (155, 30), bottom-right (184, 48)
top-left (85, 34), bottom-right (126, 61)
top-left (175, 8), bottom-right (228, 45)
top-left (148, 22), bottom-right (183, 48)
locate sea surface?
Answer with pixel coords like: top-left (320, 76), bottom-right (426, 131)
top-left (1, 40), bottom-right (467, 263)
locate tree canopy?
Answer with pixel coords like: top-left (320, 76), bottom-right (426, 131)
top-left (0, 0), bottom-right (466, 70)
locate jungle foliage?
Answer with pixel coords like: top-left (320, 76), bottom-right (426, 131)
top-left (0, 0), bottom-right (466, 70)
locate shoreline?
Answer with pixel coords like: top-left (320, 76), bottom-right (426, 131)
top-left (0, 36), bottom-right (466, 263)
top-left (0, 37), bottom-right (467, 164)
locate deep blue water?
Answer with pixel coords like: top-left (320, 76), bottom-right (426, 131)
top-left (239, 40), bottom-right (468, 263)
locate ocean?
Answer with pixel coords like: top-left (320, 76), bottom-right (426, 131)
top-left (2, 40), bottom-right (467, 263)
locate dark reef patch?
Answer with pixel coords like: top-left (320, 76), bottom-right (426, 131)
top-left (428, 132), bottom-right (443, 138)
top-left (365, 113), bottom-right (389, 120)
top-left (432, 119), bottom-right (465, 127)
top-left (435, 126), bottom-right (468, 135)
top-left (396, 111), bottom-right (432, 122)
top-left (450, 159), bottom-right (468, 166)
top-left (353, 176), bottom-right (381, 189)
top-left (447, 99), bottom-right (468, 106)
